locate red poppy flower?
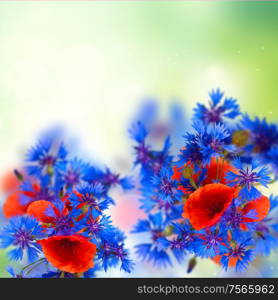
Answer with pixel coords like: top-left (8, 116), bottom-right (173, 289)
top-left (38, 235), bottom-right (97, 273)
top-left (27, 200), bottom-right (57, 223)
top-left (203, 157), bottom-right (234, 185)
top-left (241, 195), bottom-right (270, 223)
top-left (2, 192), bottom-right (28, 218)
top-left (1, 169), bottom-right (22, 194)
top-left (182, 183), bottom-right (236, 230)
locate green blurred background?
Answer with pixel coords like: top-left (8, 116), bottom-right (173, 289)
top-left (0, 1), bottom-right (278, 277)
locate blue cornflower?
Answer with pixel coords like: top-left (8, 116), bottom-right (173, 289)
top-left (132, 213), bottom-right (172, 267)
top-left (70, 183), bottom-right (112, 212)
top-left (194, 229), bottom-right (228, 258)
top-left (50, 215), bottom-right (73, 236)
top-left (0, 216), bottom-right (44, 262)
top-left (157, 223), bottom-right (196, 263)
top-left (111, 243), bottom-right (134, 273)
top-left (226, 158), bottom-right (271, 200)
top-left (163, 238), bottom-right (188, 263)
top-left (177, 133), bottom-right (203, 167)
top-left (97, 227), bottom-right (134, 273)
top-left (171, 223), bottom-right (196, 249)
top-left (56, 158), bottom-right (90, 190)
top-left (220, 239), bottom-right (255, 272)
top-left (151, 167), bottom-right (182, 204)
top-left (222, 204), bottom-right (258, 234)
top-left (25, 138), bottom-right (67, 177)
top-left (82, 214), bottom-right (113, 240)
top-left (193, 89), bottom-right (240, 124)
top-left (178, 122), bottom-right (235, 166)
top-left (197, 122), bottom-right (236, 164)
top-left (240, 114), bottom-right (278, 153)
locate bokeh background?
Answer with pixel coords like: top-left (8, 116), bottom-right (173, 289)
top-left (0, 1), bottom-right (278, 277)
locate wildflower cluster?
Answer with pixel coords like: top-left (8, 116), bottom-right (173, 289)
top-left (0, 135), bottom-right (133, 277)
top-left (131, 89), bottom-right (278, 272)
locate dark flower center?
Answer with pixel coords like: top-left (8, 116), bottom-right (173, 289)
top-left (64, 170), bottom-right (80, 186)
top-left (136, 145), bottom-right (150, 164)
top-left (54, 215), bottom-right (72, 234)
top-left (151, 230), bottom-right (163, 242)
top-left (40, 155), bottom-right (56, 166)
top-left (14, 229), bottom-right (33, 248)
top-left (82, 193), bottom-right (97, 207)
top-left (239, 168), bottom-right (258, 189)
top-left (205, 107), bottom-right (222, 123)
top-left (104, 172), bottom-right (119, 185)
top-left (160, 178), bottom-right (173, 195)
top-left (88, 221), bottom-right (102, 235)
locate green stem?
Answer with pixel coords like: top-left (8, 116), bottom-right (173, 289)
top-left (188, 167), bottom-right (198, 190)
top-left (21, 258), bottom-right (45, 275)
top-left (25, 259), bottom-right (47, 275)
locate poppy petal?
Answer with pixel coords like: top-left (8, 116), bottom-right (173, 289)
top-left (183, 183), bottom-right (235, 230)
top-left (38, 235), bottom-right (97, 273)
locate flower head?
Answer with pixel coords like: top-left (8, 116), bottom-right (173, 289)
top-left (195, 229), bottom-right (227, 258)
top-left (25, 138), bottom-right (67, 177)
top-left (220, 239), bottom-right (254, 272)
top-left (178, 122), bottom-right (235, 166)
top-left (56, 158), bottom-right (90, 190)
top-left (151, 167), bottom-right (182, 204)
top-left (71, 183), bottom-right (110, 212)
top-left (183, 183), bottom-right (236, 230)
top-left (240, 114), bottom-right (278, 153)
top-left (193, 89), bottom-right (240, 124)
top-left (38, 235), bottom-right (97, 273)
top-left (226, 158), bottom-right (271, 200)
top-left (133, 213), bottom-right (172, 267)
top-left (0, 216), bottom-right (43, 262)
